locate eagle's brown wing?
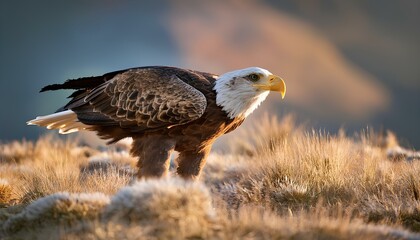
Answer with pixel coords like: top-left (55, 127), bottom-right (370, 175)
top-left (70, 69), bottom-right (207, 131)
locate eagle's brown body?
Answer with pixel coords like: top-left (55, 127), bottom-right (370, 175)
top-left (29, 66), bottom-right (285, 179)
top-left (35, 67), bottom-right (244, 179)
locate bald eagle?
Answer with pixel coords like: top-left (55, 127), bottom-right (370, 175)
top-left (28, 66), bottom-right (286, 179)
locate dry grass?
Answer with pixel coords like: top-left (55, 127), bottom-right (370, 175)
top-left (0, 115), bottom-right (419, 239)
top-left (0, 135), bottom-right (134, 205)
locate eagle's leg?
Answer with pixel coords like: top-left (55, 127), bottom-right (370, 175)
top-left (176, 146), bottom-right (211, 180)
top-left (131, 136), bottom-right (176, 178)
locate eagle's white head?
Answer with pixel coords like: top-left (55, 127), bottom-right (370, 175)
top-left (214, 67), bottom-right (286, 119)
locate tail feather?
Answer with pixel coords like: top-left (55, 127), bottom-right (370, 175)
top-left (27, 110), bottom-right (88, 134)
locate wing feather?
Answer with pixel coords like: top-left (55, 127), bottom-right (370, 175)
top-left (78, 69), bottom-right (207, 130)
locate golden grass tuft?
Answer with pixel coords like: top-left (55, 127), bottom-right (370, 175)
top-left (217, 117), bottom-right (420, 216)
top-left (0, 180), bottom-right (13, 207)
top-left (0, 140), bottom-right (35, 164)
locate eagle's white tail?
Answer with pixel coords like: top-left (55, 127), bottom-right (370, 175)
top-left (27, 110), bottom-right (88, 134)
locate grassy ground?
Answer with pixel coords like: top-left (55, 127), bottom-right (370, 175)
top-left (0, 115), bottom-right (419, 239)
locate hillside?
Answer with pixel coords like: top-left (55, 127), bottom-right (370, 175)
top-left (0, 115), bottom-right (419, 239)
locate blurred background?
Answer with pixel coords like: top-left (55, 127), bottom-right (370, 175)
top-left (1, 0), bottom-right (419, 148)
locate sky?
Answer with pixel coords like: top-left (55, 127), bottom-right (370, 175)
top-left (1, 0), bottom-right (419, 148)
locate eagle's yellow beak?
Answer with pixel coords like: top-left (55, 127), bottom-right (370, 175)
top-left (254, 75), bottom-right (286, 99)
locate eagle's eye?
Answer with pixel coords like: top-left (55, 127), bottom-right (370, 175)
top-left (248, 74), bottom-right (260, 82)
